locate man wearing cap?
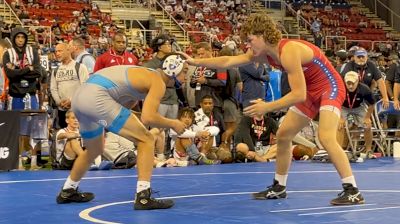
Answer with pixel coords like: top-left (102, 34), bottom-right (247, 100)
top-left (341, 47), bottom-right (389, 109)
top-left (339, 71), bottom-right (375, 157)
top-left (144, 34), bottom-right (181, 120)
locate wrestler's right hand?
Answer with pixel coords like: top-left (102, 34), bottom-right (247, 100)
top-left (172, 120), bottom-right (187, 135)
top-left (176, 52), bottom-right (195, 66)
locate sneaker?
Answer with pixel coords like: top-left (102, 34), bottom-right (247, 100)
top-left (198, 156), bottom-right (221, 165)
top-left (134, 188), bottom-right (174, 210)
top-left (56, 188), bottom-right (95, 204)
top-left (252, 179), bottom-right (287, 200)
top-left (330, 183), bottom-right (365, 205)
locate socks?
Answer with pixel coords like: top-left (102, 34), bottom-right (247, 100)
top-left (137, 181), bottom-right (150, 193)
top-left (63, 176), bottom-right (80, 190)
top-left (341, 176), bottom-right (357, 188)
top-left (275, 174), bottom-right (288, 186)
top-left (31, 155), bottom-right (37, 167)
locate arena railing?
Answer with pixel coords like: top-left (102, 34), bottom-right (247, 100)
top-left (3, 0), bottom-right (23, 26)
top-left (152, 0), bottom-right (188, 43)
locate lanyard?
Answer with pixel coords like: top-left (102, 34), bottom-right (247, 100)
top-left (358, 69), bottom-right (365, 81)
top-left (109, 49), bottom-right (125, 65)
top-left (346, 93), bottom-right (358, 109)
top-left (209, 113), bottom-right (214, 126)
top-left (253, 117), bottom-right (264, 140)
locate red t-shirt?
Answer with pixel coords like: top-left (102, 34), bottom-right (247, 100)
top-left (93, 49), bottom-right (139, 72)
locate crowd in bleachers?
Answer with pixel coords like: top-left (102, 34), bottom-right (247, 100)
top-left (1, 0), bottom-right (400, 171)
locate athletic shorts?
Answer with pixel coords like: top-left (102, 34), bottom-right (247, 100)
top-left (71, 81), bottom-right (131, 140)
top-left (223, 99), bottom-right (240, 122)
top-left (291, 79), bottom-right (345, 119)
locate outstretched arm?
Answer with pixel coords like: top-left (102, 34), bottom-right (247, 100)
top-left (182, 50), bottom-right (253, 69)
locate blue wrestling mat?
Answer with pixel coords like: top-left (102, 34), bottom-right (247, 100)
top-left (1, 159), bottom-right (400, 224)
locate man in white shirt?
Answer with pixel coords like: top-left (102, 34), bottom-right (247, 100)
top-left (50, 43), bottom-right (89, 128)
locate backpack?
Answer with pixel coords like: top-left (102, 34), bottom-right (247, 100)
top-left (78, 53), bottom-right (94, 64)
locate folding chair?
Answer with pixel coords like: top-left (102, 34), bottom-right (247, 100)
top-left (374, 99), bottom-right (400, 156)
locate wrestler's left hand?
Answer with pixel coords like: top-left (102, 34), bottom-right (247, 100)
top-left (243, 99), bottom-right (269, 117)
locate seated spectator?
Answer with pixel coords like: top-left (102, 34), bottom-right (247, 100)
top-left (234, 113), bottom-right (278, 162)
top-left (338, 71), bottom-right (376, 159)
top-left (170, 107), bottom-right (221, 165)
top-left (195, 95), bottom-right (232, 162)
top-left (103, 132), bottom-right (137, 169)
top-left (54, 111), bottom-right (84, 170)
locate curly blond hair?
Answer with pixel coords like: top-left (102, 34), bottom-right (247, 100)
top-left (240, 13), bottom-right (282, 45)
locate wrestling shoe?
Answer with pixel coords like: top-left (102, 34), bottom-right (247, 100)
top-left (252, 179), bottom-right (287, 200)
top-left (56, 188), bottom-right (95, 204)
top-left (134, 188), bottom-right (174, 210)
top-left (330, 183), bottom-right (365, 205)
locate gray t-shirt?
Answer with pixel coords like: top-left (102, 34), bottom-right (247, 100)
top-left (143, 57), bottom-right (178, 105)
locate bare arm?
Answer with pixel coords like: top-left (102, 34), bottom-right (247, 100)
top-left (377, 78), bottom-right (389, 108)
top-left (394, 83), bottom-right (400, 110)
top-left (385, 80), bottom-right (394, 99)
top-left (188, 50), bottom-right (253, 69)
top-left (243, 43), bottom-right (307, 116)
top-left (139, 73), bottom-right (185, 133)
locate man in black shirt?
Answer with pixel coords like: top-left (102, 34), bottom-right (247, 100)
top-left (339, 71), bottom-right (375, 156)
top-left (234, 114), bottom-right (278, 162)
top-left (341, 48), bottom-right (389, 109)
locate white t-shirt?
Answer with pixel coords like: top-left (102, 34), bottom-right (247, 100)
top-left (55, 128), bottom-right (81, 161)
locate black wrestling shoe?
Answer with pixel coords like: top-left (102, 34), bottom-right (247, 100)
top-left (252, 179), bottom-right (287, 200)
top-left (56, 188), bottom-right (95, 204)
top-left (330, 183), bottom-right (365, 205)
top-left (134, 188), bottom-right (174, 210)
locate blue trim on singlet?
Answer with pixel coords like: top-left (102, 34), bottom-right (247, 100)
top-left (86, 74), bottom-right (117, 89)
top-left (312, 58), bottom-right (339, 99)
top-left (107, 107), bottom-right (131, 134)
top-left (80, 126), bottom-right (104, 139)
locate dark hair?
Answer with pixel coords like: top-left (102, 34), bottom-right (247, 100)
top-left (150, 34), bottom-right (171, 52)
top-left (201, 95), bottom-right (213, 102)
top-left (177, 107), bottom-right (195, 123)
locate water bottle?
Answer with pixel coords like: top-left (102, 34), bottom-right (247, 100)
top-left (23, 93), bottom-right (31, 110)
top-left (255, 141), bottom-right (264, 156)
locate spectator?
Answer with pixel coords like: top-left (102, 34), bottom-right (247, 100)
top-left (190, 42), bottom-right (227, 114)
top-left (234, 113), bottom-right (278, 162)
top-left (50, 43), bottom-right (89, 128)
top-left (338, 71), bottom-right (375, 158)
top-left (94, 32), bottom-right (138, 72)
top-left (341, 48), bottom-right (389, 109)
top-left (194, 95), bottom-right (231, 162)
top-left (3, 27), bottom-right (43, 170)
top-left (239, 62), bottom-right (268, 108)
top-left (54, 110), bottom-right (84, 170)
top-left (69, 37), bottom-right (96, 74)
top-left (0, 39), bottom-right (11, 110)
top-left (169, 107), bottom-right (221, 165)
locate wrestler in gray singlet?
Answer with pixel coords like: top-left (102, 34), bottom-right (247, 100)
top-left (71, 65), bottom-right (151, 139)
